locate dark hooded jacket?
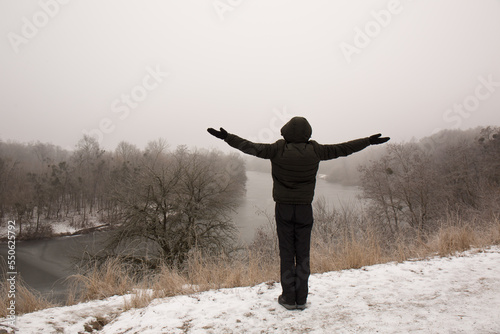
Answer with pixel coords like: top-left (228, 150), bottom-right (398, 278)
top-left (225, 117), bottom-right (371, 204)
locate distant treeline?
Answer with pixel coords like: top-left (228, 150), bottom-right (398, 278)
top-left (359, 126), bottom-right (500, 236)
top-left (0, 136), bottom-right (246, 244)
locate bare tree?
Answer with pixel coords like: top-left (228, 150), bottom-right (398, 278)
top-left (359, 154), bottom-right (403, 235)
top-left (359, 127), bottom-right (500, 238)
top-left (107, 145), bottom-right (246, 267)
top-left (71, 135), bottom-right (106, 219)
top-left (359, 143), bottom-right (440, 237)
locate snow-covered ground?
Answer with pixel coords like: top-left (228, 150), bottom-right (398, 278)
top-left (0, 214), bottom-right (106, 239)
top-left (2, 247), bottom-right (500, 333)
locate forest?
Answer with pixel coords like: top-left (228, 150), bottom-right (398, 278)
top-left (0, 136), bottom-right (246, 265)
top-left (358, 126), bottom-right (500, 240)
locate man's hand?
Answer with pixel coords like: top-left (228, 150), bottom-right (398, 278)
top-left (369, 133), bottom-right (390, 145)
top-left (207, 127), bottom-right (228, 140)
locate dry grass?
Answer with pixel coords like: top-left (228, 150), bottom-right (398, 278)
top-left (185, 250), bottom-right (279, 290)
top-left (66, 256), bottom-right (138, 304)
top-left (425, 218), bottom-right (500, 257)
top-left (123, 288), bottom-right (156, 311)
top-left (310, 217), bottom-right (500, 275)
top-left (62, 249), bottom-right (280, 312)
top-left (478, 218), bottom-right (500, 246)
top-left (435, 226), bottom-right (477, 256)
top-left (0, 272), bottom-right (54, 317)
top-left (310, 236), bottom-right (384, 273)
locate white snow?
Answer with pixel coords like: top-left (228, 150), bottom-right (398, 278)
top-left (0, 214), bottom-right (104, 238)
top-left (2, 247), bottom-right (500, 333)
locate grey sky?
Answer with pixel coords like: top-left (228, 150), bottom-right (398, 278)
top-left (1, 0), bottom-right (499, 152)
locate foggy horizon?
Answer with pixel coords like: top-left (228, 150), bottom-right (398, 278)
top-left (1, 1), bottom-right (500, 153)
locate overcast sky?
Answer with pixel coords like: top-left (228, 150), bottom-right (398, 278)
top-left (1, 0), bottom-right (499, 152)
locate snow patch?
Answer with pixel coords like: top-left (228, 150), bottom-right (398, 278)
top-left (2, 247), bottom-right (500, 333)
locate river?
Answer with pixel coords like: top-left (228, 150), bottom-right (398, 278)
top-left (232, 171), bottom-right (361, 243)
top-left (0, 171), bottom-right (361, 303)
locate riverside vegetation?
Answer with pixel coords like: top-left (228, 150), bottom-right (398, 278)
top-left (1, 126), bottom-right (499, 316)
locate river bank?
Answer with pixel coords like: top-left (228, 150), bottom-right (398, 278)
top-left (1, 170), bottom-right (362, 243)
top-left (0, 171), bottom-right (362, 303)
top-left (0, 223), bottom-right (112, 243)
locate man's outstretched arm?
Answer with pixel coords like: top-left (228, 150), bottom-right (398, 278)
top-left (207, 127), bottom-right (278, 159)
top-left (313, 133), bottom-right (390, 160)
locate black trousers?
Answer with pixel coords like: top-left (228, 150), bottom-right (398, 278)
top-left (275, 203), bottom-right (314, 305)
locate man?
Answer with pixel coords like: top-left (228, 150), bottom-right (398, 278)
top-left (207, 116), bottom-right (389, 310)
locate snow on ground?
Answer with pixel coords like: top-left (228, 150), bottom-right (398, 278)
top-left (2, 247), bottom-right (500, 334)
top-left (0, 214), bottom-right (106, 239)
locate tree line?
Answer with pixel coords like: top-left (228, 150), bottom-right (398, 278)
top-left (0, 136), bottom-right (246, 254)
top-left (358, 126), bottom-right (500, 239)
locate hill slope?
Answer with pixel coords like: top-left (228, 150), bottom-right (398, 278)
top-left (3, 247), bottom-right (500, 333)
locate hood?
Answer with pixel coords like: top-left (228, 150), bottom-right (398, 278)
top-left (280, 116), bottom-right (312, 143)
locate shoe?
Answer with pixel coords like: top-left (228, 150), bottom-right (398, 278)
top-left (296, 303), bottom-right (306, 310)
top-left (278, 295), bottom-right (296, 310)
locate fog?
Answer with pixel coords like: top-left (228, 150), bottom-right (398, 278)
top-left (1, 0), bottom-right (499, 152)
